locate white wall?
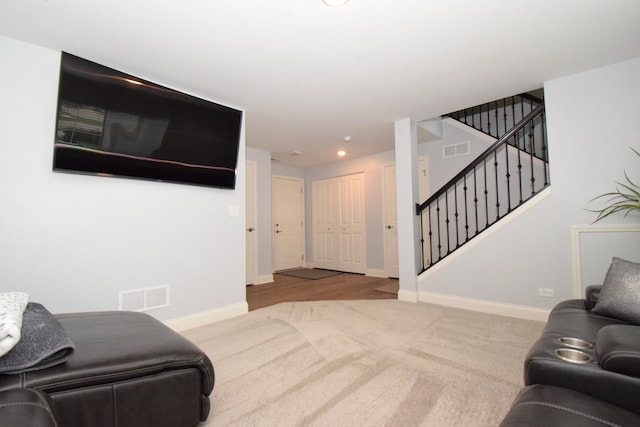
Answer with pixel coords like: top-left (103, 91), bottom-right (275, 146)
top-left (417, 57), bottom-right (640, 310)
top-left (418, 120), bottom-right (494, 195)
top-left (0, 36), bottom-right (247, 322)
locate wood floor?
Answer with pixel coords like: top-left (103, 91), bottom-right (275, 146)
top-left (246, 271), bottom-right (398, 311)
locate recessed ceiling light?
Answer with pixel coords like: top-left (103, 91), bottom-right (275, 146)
top-left (322, 0), bottom-right (349, 7)
top-left (337, 150), bottom-right (346, 157)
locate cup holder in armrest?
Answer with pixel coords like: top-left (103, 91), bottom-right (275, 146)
top-left (554, 348), bottom-right (593, 364)
top-left (558, 337), bottom-right (594, 349)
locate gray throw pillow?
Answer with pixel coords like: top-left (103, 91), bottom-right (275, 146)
top-left (592, 257), bottom-right (640, 324)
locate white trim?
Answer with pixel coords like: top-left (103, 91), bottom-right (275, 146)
top-left (382, 162), bottom-right (398, 278)
top-left (570, 224), bottom-right (640, 298)
top-left (398, 290), bottom-right (419, 303)
top-left (366, 268), bottom-right (386, 278)
top-left (164, 302), bottom-right (248, 332)
top-left (419, 187), bottom-right (552, 280)
top-left (246, 160), bottom-right (258, 285)
top-left (254, 274), bottom-right (274, 285)
top-left (418, 291), bottom-right (550, 322)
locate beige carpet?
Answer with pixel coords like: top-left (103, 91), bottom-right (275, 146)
top-left (182, 300), bottom-right (544, 426)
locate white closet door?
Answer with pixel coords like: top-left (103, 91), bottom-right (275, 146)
top-left (312, 173), bottom-right (365, 274)
top-left (312, 179), bottom-right (336, 270)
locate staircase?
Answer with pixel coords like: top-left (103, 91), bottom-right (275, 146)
top-left (416, 93), bottom-right (549, 273)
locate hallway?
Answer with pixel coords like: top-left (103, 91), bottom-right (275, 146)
top-left (246, 272), bottom-right (398, 311)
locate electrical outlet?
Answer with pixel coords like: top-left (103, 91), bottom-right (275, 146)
top-left (538, 288), bottom-right (555, 298)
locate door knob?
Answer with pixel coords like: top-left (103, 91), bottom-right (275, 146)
top-left (247, 227), bottom-right (255, 232)
top-left (276, 230), bottom-right (282, 234)
top-left (386, 225), bottom-right (393, 229)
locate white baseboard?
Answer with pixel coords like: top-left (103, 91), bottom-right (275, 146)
top-left (366, 269), bottom-right (386, 278)
top-left (164, 301), bottom-right (248, 332)
top-left (398, 290), bottom-right (419, 303)
top-left (418, 291), bottom-right (550, 322)
top-left (254, 274), bottom-right (274, 285)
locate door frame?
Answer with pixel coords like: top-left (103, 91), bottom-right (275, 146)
top-left (271, 174), bottom-right (306, 271)
top-left (245, 160), bottom-right (258, 285)
top-left (382, 163), bottom-right (399, 278)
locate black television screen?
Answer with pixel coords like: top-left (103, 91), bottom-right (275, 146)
top-left (53, 52), bottom-right (243, 189)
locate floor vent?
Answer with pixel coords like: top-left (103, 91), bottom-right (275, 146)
top-left (119, 285), bottom-right (170, 312)
top-left (443, 141), bottom-right (470, 158)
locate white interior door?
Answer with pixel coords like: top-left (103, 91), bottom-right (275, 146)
top-left (273, 175), bottom-right (304, 271)
top-left (383, 164), bottom-right (399, 278)
top-left (245, 161), bottom-right (257, 285)
top-left (312, 173), bottom-right (365, 274)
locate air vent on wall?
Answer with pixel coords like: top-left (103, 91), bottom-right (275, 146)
top-left (119, 285), bottom-right (169, 312)
top-left (443, 141), bottom-right (470, 158)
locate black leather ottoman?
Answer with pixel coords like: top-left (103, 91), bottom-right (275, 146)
top-left (500, 384), bottom-right (640, 426)
top-left (0, 388), bottom-right (59, 427)
top-left (0, 311), bottom-right (214, 427)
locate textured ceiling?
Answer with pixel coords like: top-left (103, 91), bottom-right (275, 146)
top-left (1, 0), bottom-right (639, 168)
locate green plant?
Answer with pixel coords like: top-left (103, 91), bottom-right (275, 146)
top-left (589, 147), bottom-right (640, 223)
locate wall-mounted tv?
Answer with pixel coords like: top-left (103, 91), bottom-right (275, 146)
top-left (53, 52), bottom-right (243, 189)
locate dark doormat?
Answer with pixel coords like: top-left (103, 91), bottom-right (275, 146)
top-left (278, 268), bottom-right (342, 280)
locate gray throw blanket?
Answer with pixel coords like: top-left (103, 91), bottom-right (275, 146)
top-left (0, 303), bottom-right (75, 374)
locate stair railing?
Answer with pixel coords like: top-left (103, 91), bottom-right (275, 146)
top-left (416, 103), bottom-right (549, 273)
top-left (446, 93), bottom-right (542, 139)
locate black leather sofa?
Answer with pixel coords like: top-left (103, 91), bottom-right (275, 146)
top-left (501, 276), bottom-right (640, 426)
top-left (0, 310), bottom-right (214, 427)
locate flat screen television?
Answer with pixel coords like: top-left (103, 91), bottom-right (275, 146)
top-left (53, 52), bottom-right (243, 189)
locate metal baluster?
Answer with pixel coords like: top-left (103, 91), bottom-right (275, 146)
top-left (444, 192), bottom-right (451, 255)
top-left (496, 100), bottom-right (501, 138)
top-left (516, 128), bottom-right (524, 204)
top-left (483, 158), bottom-right (489, 229)
top-left (502, 98), bottom-right (508, 137)
top-left (528, 121), bottom-right (536, 196)
top-left (473, 165), bottom-right (479, 236)
top-left (487, 103), bottom-right (491, 135)
top-left (463, 174), bottom-right (469, 241)
top-left (471, 106), bottom-right (476, 129)
top-left (494, 151), bottom-right (501, 220)
top-left (453, 183), bottom-right (460, 248)
top-left (427, 205), bottom-right (434, 267)
top-left (511, 96), bottom-right (516, 131)
top-left (505, 142), bottom-right (512, 212)
top-left (435, 198), bottom-right (442, 261)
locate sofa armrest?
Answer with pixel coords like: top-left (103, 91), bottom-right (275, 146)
top-left (585, 285), bottom-right (602, 311)
top-left (0, 389), bottom-right (59, 427)
top-left (597, 324), bottom-right (640, 377)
